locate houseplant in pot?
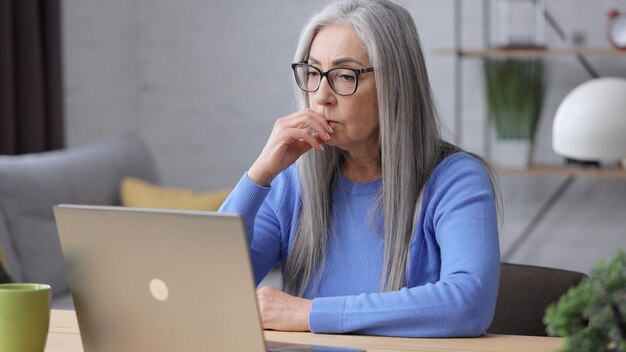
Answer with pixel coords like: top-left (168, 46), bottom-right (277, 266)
top-left (483, 57), bottom-right (546, 168)
top-left (544, 249), bottom-right (626, 352)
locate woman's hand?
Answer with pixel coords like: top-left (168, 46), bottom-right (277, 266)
top-left (248, 108), bottom-right (333, 187)
top-left (256, 286), bottom-right (313, 332)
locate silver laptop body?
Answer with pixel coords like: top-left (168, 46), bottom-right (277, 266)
top-left (54, 205), bottom-right (267, 352)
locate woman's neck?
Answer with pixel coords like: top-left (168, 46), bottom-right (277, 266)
top-left (343, 154), bottom-right (381, 183)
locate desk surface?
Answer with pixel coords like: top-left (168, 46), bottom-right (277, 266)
top-left (46, 309), bottom-right (564, 352)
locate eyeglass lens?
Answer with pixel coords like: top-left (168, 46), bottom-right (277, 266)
top-left (294, 65), bottom-right (357, 95)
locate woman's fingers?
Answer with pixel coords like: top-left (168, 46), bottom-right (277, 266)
top-left (297, 119), bottom-right (332, 140)
top-left (248, 108), bottom-right (334, 186)
top-left (288, 126), bottom-right (325, 152)
top-left (289, 108), bottom-right (334, 136)
top-left (276, 110), bottom-right (331, 150)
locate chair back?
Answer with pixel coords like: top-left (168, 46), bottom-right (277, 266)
top-left (0, 250), bottom-right (12, 283)
top-left (488, 263), bottom-right (587, 336)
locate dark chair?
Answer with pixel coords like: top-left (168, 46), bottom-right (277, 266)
top-left (0, 256), bottom-right (13, 283)
top-left (488, 263), bottom-right (587, 336)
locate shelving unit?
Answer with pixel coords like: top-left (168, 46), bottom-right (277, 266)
top-left (434, 48), bottom-right (626, 58)
top-left (496, 166), bottom-right (626, 178)
top-left (443, 46), bottom-right (626, 162)
top-left (445, 1), bottom-right (626, 161)
top-left (443, 1), bottom-right (626, 261)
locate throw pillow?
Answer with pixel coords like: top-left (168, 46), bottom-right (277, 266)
top-left (121, 177), bottom-right (230, 211)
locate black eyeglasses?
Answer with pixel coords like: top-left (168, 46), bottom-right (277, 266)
top-left (291, 63), bottom-right (374, 96)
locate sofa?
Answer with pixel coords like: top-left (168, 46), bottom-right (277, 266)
top-left (0, 133), bottom-right (158, 309)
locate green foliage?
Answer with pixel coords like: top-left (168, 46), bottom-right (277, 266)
top-left (483, 58), bottom-right (546, 140)
top-left (544, 249), bottom-right (626, 352)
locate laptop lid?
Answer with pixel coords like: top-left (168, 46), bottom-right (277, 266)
top-left (54, 204), bottom-right (266, 352)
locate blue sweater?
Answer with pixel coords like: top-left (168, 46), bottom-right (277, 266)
top-left (219, 152), bottom-right (500, 337)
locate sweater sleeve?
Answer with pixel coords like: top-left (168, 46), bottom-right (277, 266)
top-left (309, 155), bottom-right (500, 337)
top-left (218, 173), bottom-right (283, 285)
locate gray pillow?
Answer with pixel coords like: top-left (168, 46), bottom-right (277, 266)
top-left (0, 133), bottom-right (158, 298)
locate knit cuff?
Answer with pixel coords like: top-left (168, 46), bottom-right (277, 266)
top-left (309, 296), bottom-right (346, 334)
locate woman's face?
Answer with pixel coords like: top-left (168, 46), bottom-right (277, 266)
top-left (307, 23), bottom-right (379, 156)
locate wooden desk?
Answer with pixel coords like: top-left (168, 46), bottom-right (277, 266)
top-left (46, 309), bottom-right (564, 352)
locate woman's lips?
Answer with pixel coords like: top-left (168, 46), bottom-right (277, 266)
top-left (319, 107), bottom-right (338, 128)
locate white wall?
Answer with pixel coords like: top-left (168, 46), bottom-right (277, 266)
top-left (63, 1), bottom-right (139, 147)
top-left (62, 0), bottom-right (626, 273)
top-left (63, 0), bottom-right (322, 190)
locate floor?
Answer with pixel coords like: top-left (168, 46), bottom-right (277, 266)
top-left (499, 175), bottom-right (626, 275)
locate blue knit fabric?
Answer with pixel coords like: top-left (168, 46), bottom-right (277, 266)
top-left (219, 152), bottom-right (500, 337)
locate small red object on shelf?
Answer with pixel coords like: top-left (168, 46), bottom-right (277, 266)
top-left (608, 9), bottom-right (626, 49)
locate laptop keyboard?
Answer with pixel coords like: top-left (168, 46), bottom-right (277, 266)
top-left (266, 341), bottom-right (364, 352)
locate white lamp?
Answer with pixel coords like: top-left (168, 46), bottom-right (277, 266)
top-left (553, 77), bottom-right (626, 165)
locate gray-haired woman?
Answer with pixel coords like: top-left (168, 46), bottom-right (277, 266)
top-left (219, 0), bottom-right (500, 337)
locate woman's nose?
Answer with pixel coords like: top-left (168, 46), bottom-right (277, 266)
top-left (314, 77), bottom-right (337, 106)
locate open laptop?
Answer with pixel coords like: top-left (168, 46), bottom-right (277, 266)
top-left (54, 204), bottom-right (363, 352)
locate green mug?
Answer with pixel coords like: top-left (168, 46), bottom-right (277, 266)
top-left (0, 283), bottom-right (51, 352)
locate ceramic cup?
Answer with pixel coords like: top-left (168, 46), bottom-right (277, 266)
top-left (0, 283), bottom-right (51, 352)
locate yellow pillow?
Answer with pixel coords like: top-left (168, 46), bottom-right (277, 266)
top-left (120, 177), bottom-right (230, 211)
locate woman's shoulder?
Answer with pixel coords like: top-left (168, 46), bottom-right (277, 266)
top-left (419, 152), bottom-right (496, 222)
top-left (428, 151), bottom-right (493, 191)
top-left (437, 151), bottom-right (486, 172)
top-left (433, 151), bottom-right (486, 173)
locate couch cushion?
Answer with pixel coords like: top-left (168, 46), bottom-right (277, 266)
top-left (121, 177), bottom-right (230, 211)
top-left (0, 133), bottom-right (158, 298)
top-left (51, 291), bottom-right (75, 310)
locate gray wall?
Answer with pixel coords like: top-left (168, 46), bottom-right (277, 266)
top-left (62, 0), bottom-right (626, 274)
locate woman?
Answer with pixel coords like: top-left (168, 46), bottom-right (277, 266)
top-left (219, 0), bottom-right (500, 337)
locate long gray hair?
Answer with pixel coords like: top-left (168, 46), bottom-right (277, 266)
top-left (284, 0), bottom-right (468, 296)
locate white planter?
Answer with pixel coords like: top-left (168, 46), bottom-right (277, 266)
top-left (491, 139), bottom-right (532, 168)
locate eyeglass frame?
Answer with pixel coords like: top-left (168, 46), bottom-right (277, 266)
top-left (291, 62), bottom-right (375, 96)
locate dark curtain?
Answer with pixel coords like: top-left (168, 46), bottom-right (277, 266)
top-left (0, 0), bottom-right (64, 155)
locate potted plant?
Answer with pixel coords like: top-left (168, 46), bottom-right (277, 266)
top-left (483, 57), bottom-right (546, 168)
top-left (544, 249), bottom-right (626, 352)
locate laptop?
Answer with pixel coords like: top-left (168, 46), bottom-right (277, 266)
top-left (54, 204), bottom-right (363, 352)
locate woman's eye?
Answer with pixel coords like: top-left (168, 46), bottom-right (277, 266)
top-left (307, 71), bottom-right (320, 78)
top-left (338, 74), bottom-right (356, 82)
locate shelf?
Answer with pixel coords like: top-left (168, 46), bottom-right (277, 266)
top-left (496, 166), bottom-right (626, 178)
top-left (433, 48), bottom-right (626, 58)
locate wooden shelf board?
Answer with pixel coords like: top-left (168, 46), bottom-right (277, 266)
top-left (432, 48), bottom-right (626, 57)
top-left (496, 166), bottom-right (626, 178)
